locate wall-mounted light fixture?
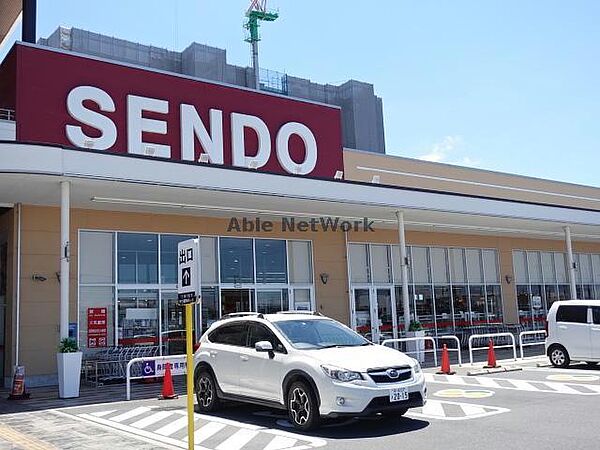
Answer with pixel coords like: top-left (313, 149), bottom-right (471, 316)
top-left (505, 275), bottom-right (513, 284)
top-left (31, 273), bottom-right (47, 282)
top-left (320, 273), bottom-right (329, 285)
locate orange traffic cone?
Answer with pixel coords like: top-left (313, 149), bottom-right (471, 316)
top-left (436, 344), bottom-right (455, 375)
top-left (159, 363), bottom-right (178, 400)
top-left (484, 338), bottom-right (499, 368)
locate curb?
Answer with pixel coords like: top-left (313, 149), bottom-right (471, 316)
top-left (466, 367), bottom-right (523, 376)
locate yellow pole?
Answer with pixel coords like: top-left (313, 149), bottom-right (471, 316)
top-left (185, 302), bottom-right (194, 449)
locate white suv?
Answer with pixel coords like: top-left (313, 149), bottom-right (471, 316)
top-left (546, 300), bottom-right (600, 368)
top-left (193, 312), bottom-right (427, 430)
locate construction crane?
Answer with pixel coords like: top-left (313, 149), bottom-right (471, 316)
top-left (244, 0), bottom-right (279, 91)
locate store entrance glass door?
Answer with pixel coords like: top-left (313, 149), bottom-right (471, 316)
top-left (352, 287), bottom-right (397, 344)
top-left (220, 289), bottom-right (253, 316)
top-left (161, 291), bottom-right (195, 355)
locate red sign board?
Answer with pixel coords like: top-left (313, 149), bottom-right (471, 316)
top-left (87, 307), bottom-right (108, 348)
top-left (11, 44), bottom-right (344, 178)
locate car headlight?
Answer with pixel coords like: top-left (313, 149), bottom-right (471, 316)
top-left (412, 360), bottom-right (422, 374)
top-left (321, 365), bottom-right (363, 382)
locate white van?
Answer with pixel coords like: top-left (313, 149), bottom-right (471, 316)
top-left (545, 300), bottom-right (600, 368)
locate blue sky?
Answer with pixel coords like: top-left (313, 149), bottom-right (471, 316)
top-left (3, 1), bottom-right (600, 186)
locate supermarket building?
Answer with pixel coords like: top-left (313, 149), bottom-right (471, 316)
top-left (1, 42), bottom-right (600, 387)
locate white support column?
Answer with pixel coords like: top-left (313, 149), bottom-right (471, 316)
top-left (60, 181), bottom-right (71, 340)
top-left (395, 211), bottom-right (411, 331)
top-left (564, 226), bottom-right (577, 300)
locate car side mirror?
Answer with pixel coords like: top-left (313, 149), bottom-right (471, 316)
top-left (255, 341), bottom-right (274, 353)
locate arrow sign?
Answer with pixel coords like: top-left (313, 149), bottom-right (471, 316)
top-left (177, 239), bottom-right (200, 303)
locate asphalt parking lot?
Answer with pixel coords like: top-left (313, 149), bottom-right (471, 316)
top-left (1, 356), bottom-right (599, 450)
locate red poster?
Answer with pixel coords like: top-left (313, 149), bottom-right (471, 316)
top-left (87, 307), bottom-right (108, 348)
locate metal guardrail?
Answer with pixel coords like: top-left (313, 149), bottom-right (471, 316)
top-left (468, 332), bottom-right (517, 365)
top-left (519, 330), bottom-right (547, 359)
top-left (126, 354), bottom-right (187, 400)
top-left (381, 337), bottom-right (438, 366)
top-left (434, 335), bottom-right (462, 367)
top-left (0, 108), bottom-right (15, 121)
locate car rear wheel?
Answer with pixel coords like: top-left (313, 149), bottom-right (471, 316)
top-left (195, 369), bottom-right (220, 412)
top-left (549, 345), bottom-right (570, 368)
top-left (287, 381), bottom-right (320, 431)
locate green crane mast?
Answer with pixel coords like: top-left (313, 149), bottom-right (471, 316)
top-left (245, 0), bottom-right (279, 91)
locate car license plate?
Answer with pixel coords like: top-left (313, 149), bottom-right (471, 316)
top-left (389, 387), bottom-right (409, 402)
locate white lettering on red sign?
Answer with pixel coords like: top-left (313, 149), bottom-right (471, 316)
top-left (65, 86), bottom-right (318, 175)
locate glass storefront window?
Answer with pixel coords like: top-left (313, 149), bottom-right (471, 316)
top-left (544, 284), bottom-right (559, 310)
top-left (255, 239), bottom-right (287, 283)
top-left (117, 233), bottom-right (158, 284)
top-left (434, 285), bottom-right (452, 333)
top-left (288, 241), bottom-right (312, 284)
top-left (483, 250), bottom-right (499, 283)
top-left (80, 231), bottom-right (114, 284)
top-left (257, 290), bottom-right (289, 314)
top-left (413, 285), bottom-right (434, 329)
top-left (486, 285), bottom-right (503, 324)
top-left (394, 286), bottom-right (405, 332)
top-left (291, 288), bottom-right (311, 311)
top-left (371, 245), bottom-right (392, 283)
top-left (431, 248), bottom-right (449, 284)
top-left (160, 234), bottom-right (195, 284)
top-left (117, 289), bottom-right (159, 346)
top-left (469, 285), bottom-right (486, 325)
top-left (200, 287), bottom-right (219, 333)
top-left (349, 244), bottom-right (370, 283)
top-left (412, 247), bottom-right (430, 284)
top-left (201, 237), bottom-right (219, 284)
top-left (466, 249), bottom-right (483, 284)
top-left (452, 285), bottom-right (469, 327)
top-left (516, 285), bottom-right (532, 327)
top-left (219, 238), bottom-right (254, 284)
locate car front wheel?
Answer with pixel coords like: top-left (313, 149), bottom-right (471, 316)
top-left (287, 381), bottom-right (320, 431)
top-left (195, 369), bottom-right (220, 412)
top-left (549, 346), bottom-right (570, 368)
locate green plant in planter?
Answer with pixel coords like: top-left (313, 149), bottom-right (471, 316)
top-left (408, 320), bottom-right (423, 332)
top-left (58, 337), bottom-right (79, 353)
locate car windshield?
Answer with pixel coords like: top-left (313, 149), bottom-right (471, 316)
top-left (273, 319), bottom-right (370, 350)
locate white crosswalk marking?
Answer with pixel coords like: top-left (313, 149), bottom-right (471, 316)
top-left (263, 435), bottom-right (298, 450)
top-left (110, 406), bottom-right (151, 423)
top-left (155, 415), bottom-right (189, 436)
top-left (425, 373), bottom-right (600, 395)
top-left (89, 409), bottom-right (117, 418)
top-left (215, 429), bottom-right (259, 450)
top-left (71, 406), bottom-right (328, 449)
top-left (506, 380), bottom-right (537, 391)
top-left (130, 410), bottom-right (174, 429)
top-left (184, 421), bottom-right (226, 444)
top-left (422, 400), bottom-right (446, 417)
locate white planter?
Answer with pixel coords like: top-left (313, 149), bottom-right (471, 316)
top-left (406, 330), bottom-right (426, 363)
top-left (57, 352), bottom-right (82, 398)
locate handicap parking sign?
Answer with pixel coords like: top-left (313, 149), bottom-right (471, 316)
top-left (142, 361), bottom-right (156, 378)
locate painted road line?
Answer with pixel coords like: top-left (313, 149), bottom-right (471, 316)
top-left (155, 415), bottom-right (189, 436)
top-left (130, 410), bottom-right (175, 429)
top-left (407, 399), bottom-right (510, 421)
top-left (215, 429), bottom-right (260, 450)
top-left (263, 435), bottom-right (298, 450)
top-left (425, 373), bottom-right (600, 395)
top-left (110, 406), bottom-right (152, 423)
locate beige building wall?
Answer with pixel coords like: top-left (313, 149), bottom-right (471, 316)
top-left (343, 149), bottom-right (600, 211)
top-left (11, 204), bottom-right (600, 383)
